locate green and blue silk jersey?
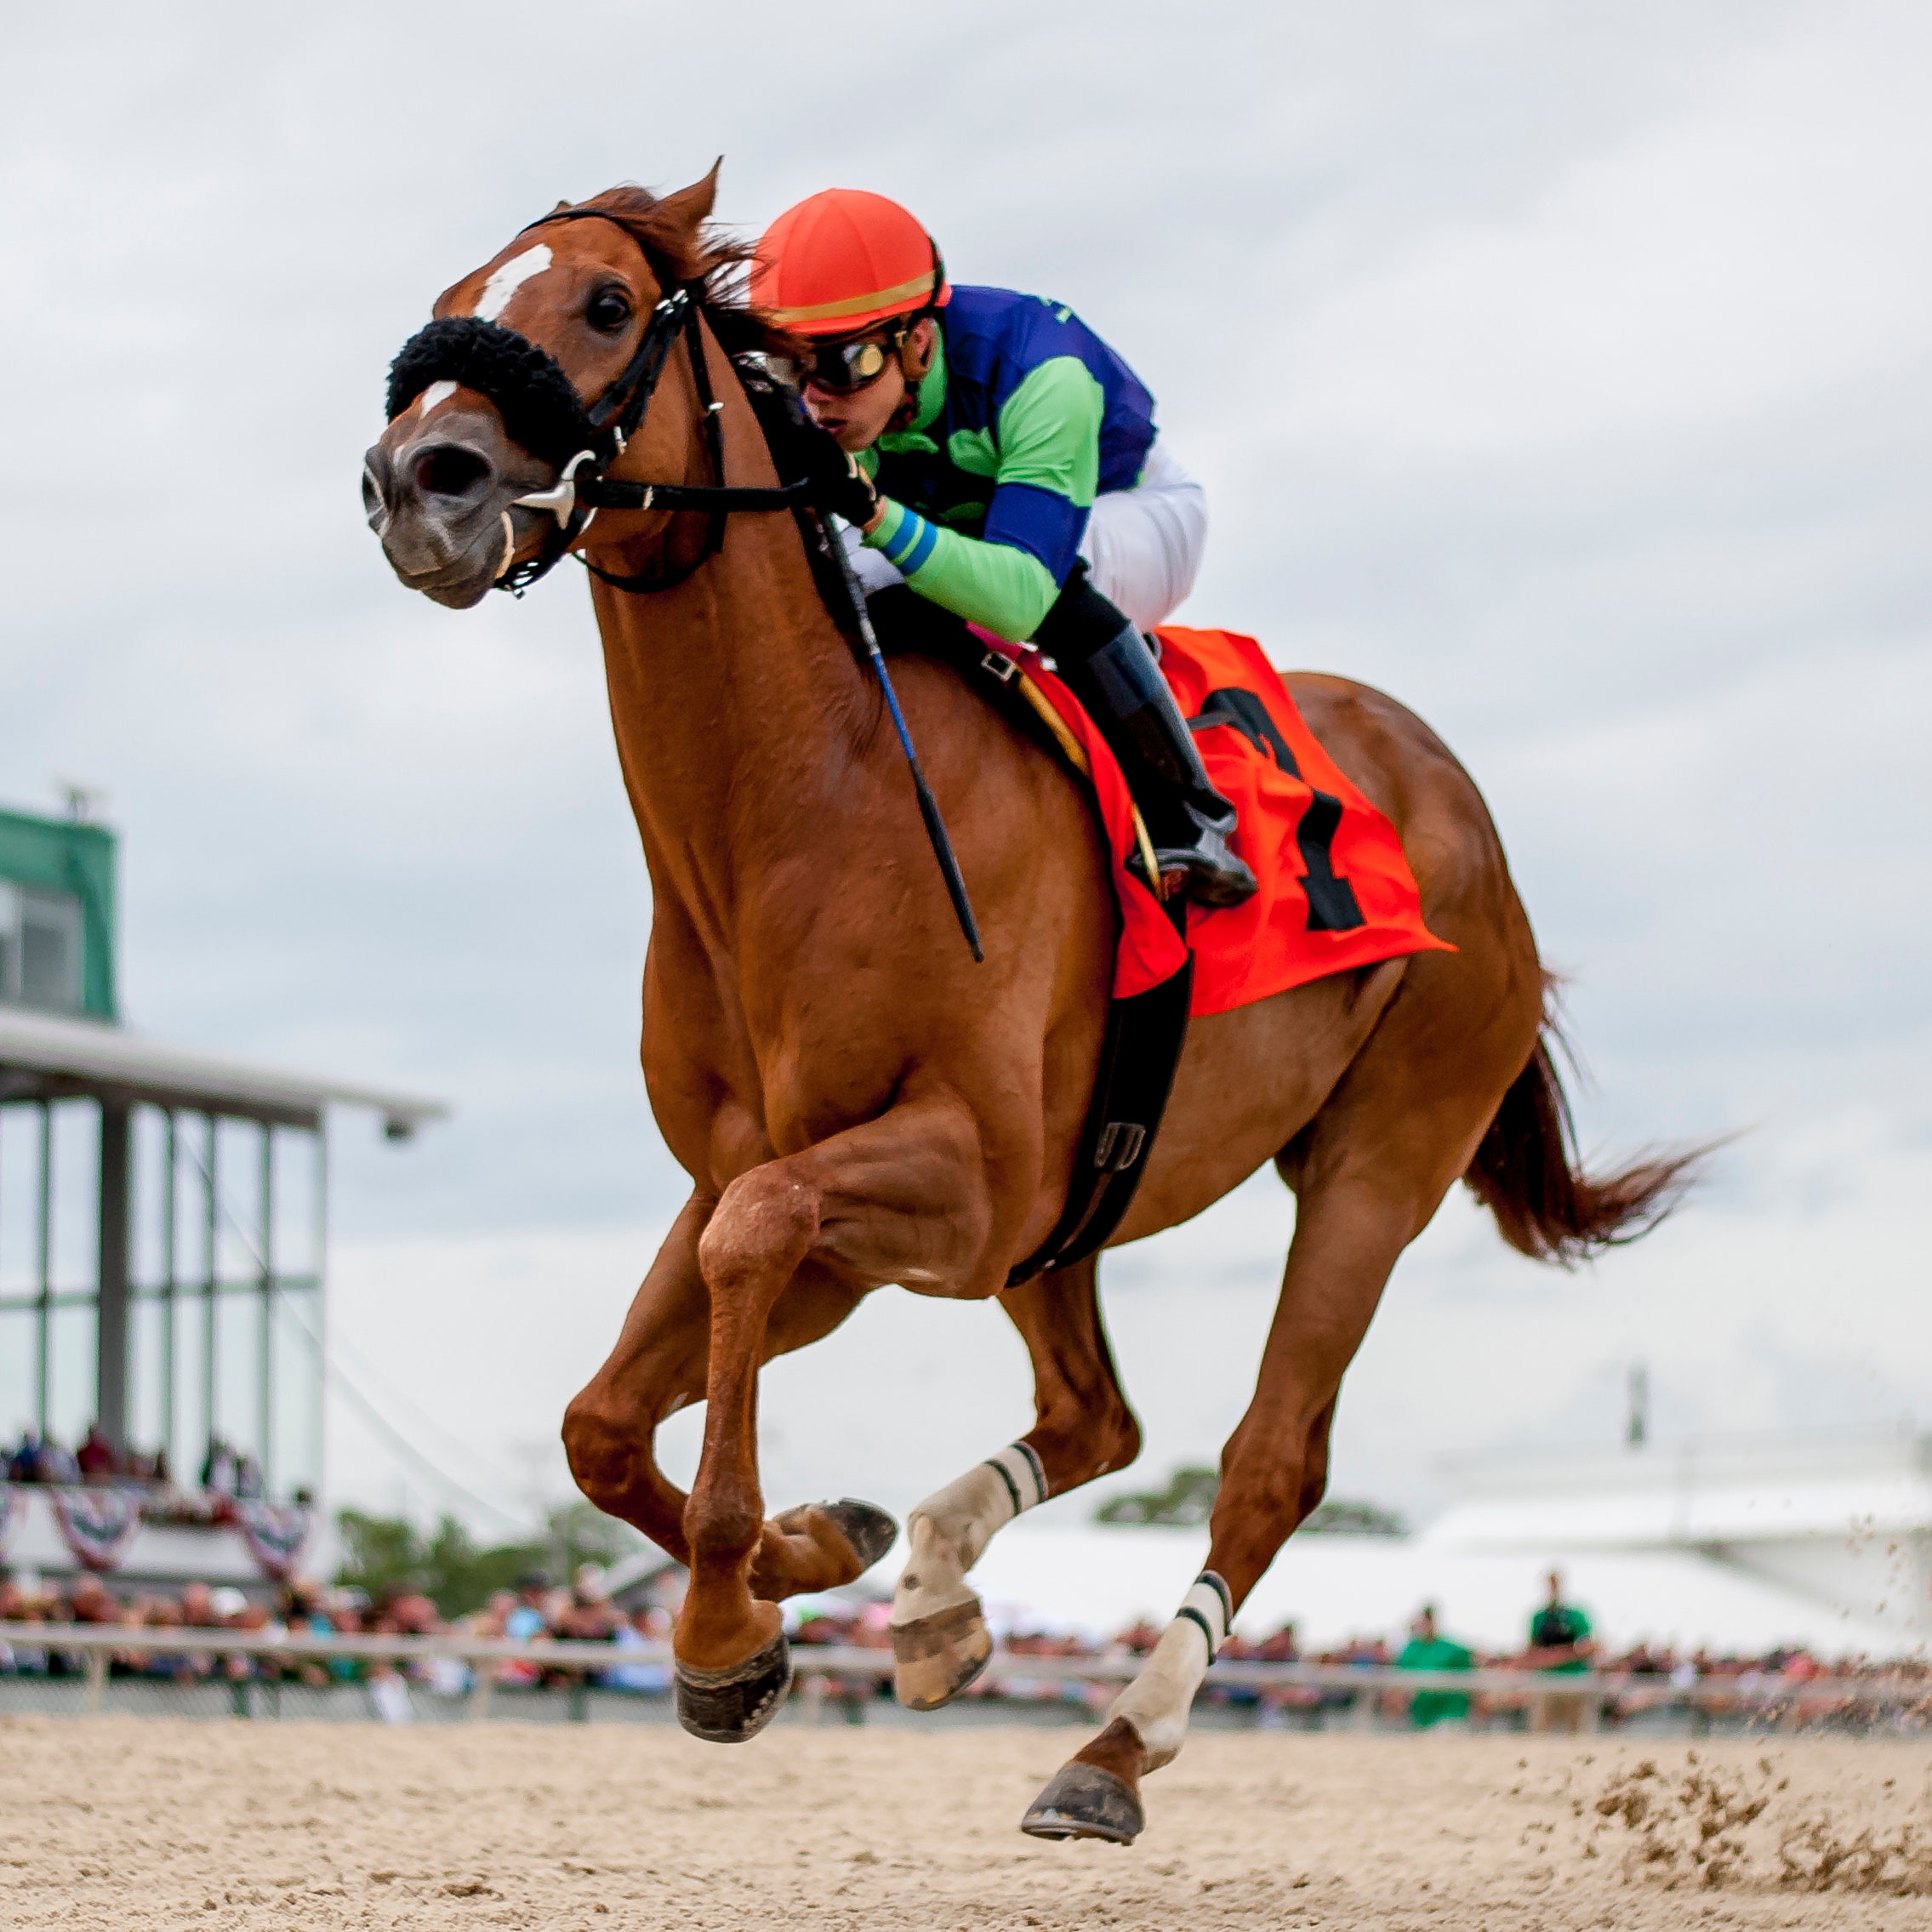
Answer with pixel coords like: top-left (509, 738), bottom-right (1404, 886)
top-left (859, 284), bottom-right (1158, 642)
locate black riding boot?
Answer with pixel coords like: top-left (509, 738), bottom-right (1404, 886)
top-left (1034, 568), bottom-right (1258, 909)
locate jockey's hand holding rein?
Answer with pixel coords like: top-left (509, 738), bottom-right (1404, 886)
top-left (800, 427), bottom-right (885, 533)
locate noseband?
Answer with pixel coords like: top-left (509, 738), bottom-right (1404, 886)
top-left (385, 208), bottom-right (808, 596)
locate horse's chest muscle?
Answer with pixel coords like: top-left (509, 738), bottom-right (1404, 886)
top-left (643, 935), bottom-right (903, 1183)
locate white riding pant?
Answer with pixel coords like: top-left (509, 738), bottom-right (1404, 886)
top-left (843, 439), bottom-right (1208, 634)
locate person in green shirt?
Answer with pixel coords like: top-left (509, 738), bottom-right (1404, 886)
top-left (1525, 1570), bottom-right (1597, 1733)
top-left (1527, 1570), bottom-right (1594, 1670)
top-left (1396, 1604), bottom-right (1473, 1728)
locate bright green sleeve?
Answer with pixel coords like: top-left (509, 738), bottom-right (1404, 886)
top-left (863, 497), bottom-right (1060, 642)
top-left (859, 356), bottom-right (1104, 641)
top-left (990, 356), bottom-right (1103, 505)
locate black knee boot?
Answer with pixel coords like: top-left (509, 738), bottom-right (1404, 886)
top-left (1034, 568), bottom-right (1258, 909)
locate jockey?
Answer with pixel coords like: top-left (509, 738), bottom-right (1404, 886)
top-left (754, 189), bottom-right (1257, 909)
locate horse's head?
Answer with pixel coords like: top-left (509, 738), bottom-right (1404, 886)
top-left (364, 167), bottom-right (739, 608)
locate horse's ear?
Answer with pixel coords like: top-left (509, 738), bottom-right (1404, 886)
top-left (653, 158), bottom-right (722, 243)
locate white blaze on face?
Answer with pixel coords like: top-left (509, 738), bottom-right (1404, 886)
top-left (417, 380), bottom-right (458, 416)
top-left (474, 243), bottom-right (553, 322)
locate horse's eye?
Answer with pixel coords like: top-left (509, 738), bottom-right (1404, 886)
top-left (587, 288), bottom-right (633, 333)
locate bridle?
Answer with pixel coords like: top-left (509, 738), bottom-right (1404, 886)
top-left (382, 201), bottom-right (986, 965)
top-left (384, 205), bottom-right (809, 596)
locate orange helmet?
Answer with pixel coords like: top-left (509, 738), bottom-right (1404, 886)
top-left (752, 189), bottom-right (949, 339)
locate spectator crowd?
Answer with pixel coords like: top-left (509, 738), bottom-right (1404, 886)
top-left (784, 1574), bottom-right (1918, 1732)
top-left (2, 1560), bottom-right (1920, 1730)
top-left (0, 1564), bottom-right (671, 1697)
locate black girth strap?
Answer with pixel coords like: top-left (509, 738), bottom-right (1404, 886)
top-left (1003, 952), bottom-right (1194, 1285)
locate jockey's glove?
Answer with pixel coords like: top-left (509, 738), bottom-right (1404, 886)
top-left (800, 425), bottom-right (882, 530)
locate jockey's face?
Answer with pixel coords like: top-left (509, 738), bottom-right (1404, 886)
top-left (803, 317), bottom-right (937, 452)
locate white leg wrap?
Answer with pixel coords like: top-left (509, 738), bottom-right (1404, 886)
top-left (1106, 1572), bottom-right (1231, 1772)
top-left (891, 1443), bottom-right (1046, 1628)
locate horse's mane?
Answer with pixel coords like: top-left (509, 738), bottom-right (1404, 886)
top-left (545, 184), bottom-right (778, 358)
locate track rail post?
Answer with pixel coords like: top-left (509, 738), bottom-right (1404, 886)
top-left (83, 1648), bottom-right (107, 1715)
top-left (469, 1661), bottom-right (494, 1724)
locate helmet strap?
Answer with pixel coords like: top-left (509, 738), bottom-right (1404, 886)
top-left (889, 316), bottom-right (938, 431)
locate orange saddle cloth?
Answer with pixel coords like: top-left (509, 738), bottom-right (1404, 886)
top-left (1160, 625), bottom-right (1454, 1014)
top-left (989, 625), bottom-right (1453, 1015)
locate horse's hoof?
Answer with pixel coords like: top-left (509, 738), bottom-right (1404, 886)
top-left (674, 1632), bottom-right (793, 1743)
top-left (822, 1497), bottom-right (898, 1575)
top-left (1020, 1762), bottom-right (1145, 1845)
top-left (890, 1595), bottom-right (992, 1711)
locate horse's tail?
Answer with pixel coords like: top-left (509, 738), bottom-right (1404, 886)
top-left (1462, 977), bottom-right (1703, 1267)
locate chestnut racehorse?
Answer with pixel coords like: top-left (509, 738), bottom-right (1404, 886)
top-left (365, 169), bottom-right (1690, 1843)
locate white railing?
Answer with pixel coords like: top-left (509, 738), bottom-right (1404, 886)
top-left (3, 1621), bottom-right (1925, 1727)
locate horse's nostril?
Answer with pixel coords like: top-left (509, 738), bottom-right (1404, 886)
top-left (413, 444), bottom-right (493, 499)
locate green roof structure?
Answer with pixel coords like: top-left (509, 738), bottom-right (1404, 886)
top-left (0, 805), bottom-right (117, 1022)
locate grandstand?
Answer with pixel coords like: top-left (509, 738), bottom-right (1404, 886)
top-left (0, 802), bottom-right (444, 1593)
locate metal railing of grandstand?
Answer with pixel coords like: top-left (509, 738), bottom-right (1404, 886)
top-left (3, 1622), bottom-right (1928, 1730)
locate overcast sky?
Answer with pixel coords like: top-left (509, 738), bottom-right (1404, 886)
top-left (3, 3), bottom-right (1928, 1542)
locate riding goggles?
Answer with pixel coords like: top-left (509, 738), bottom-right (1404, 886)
top-left (771, 329), bottom-right (906, 395)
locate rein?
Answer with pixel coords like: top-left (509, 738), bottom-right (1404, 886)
top-left (382, 204), bottom-right (983, 959)
top-left (385, 213), bottom-right (809, 596)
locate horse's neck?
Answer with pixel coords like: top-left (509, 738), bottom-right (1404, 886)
top-left (591, 407), bottom-right (869, 933)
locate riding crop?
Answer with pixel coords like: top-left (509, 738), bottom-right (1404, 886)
top-left (828, 533), bottom-right (984, 964)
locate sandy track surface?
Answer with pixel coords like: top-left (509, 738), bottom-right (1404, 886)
top-left (3, 1718), bottom-right (1930, 1929)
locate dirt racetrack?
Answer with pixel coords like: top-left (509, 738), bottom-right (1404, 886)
top-left (4, 1718), bottom-right (1931, 1930)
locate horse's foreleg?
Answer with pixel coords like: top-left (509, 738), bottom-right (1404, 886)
top-left (891, 1257), bottom-right (1140, 1709)
top-left (676, 1097), bottom-right (993, 1741)
top-left (561, 1196), bottom-right (714, 1564)
top-left (562, 1194), bottom-right (881, 1595)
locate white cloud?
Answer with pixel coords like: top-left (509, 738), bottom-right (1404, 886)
top-left (1, 3), bottom-right (1926, 1540)
top-left (1277, 11), bottom-right (1932, 459)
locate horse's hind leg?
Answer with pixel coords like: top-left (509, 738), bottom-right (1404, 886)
top-left (891, 1256), bottom-right (1141, 1709)
top-left (1019, 1183), bottom-right (1419, 1845)
top-left (1024, 948), bottom-right (1539, 1843)
top-left (562, 1194), bottom-right (889, 1602)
